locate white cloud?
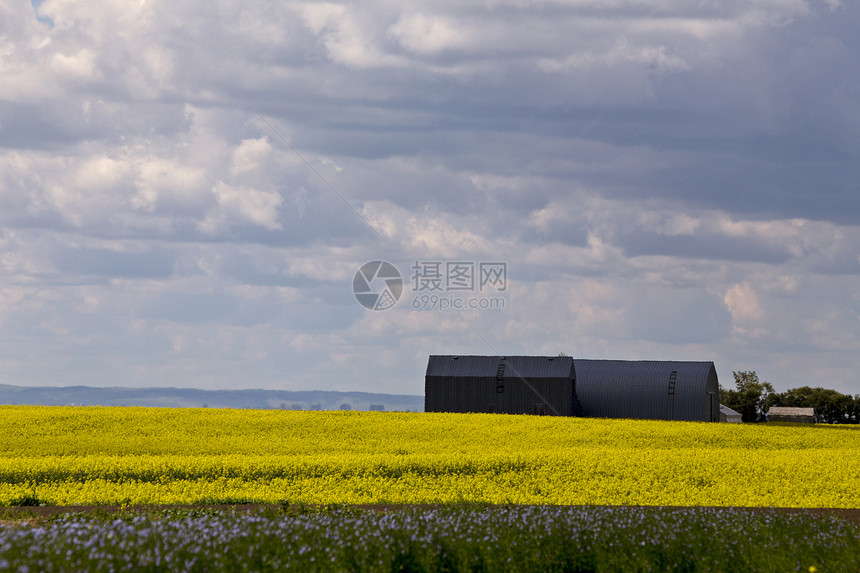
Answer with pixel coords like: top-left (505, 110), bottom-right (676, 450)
top-left (202, 182), bottom-right (284, 232)
top-left (294, 2), bottom-right (346, 35)
top-left (132, 158), bottom-right (208, 213)
top-left (724, 282), bottom-right (765, 337)
top-left (0, 0), bottom-right (859, 396)
top-left (48, 155), bottom-right (133, 227)
top-left (538, 36), bottom-right (690, 72)
top-left (49, 49), bottom-right (99, 81)
top-left (643, 212), bottom-right (702, 236)
top-left (389, 14), bottom-right (468, 55)
top-left (294, 4), bottom-right (406, 69)
top-left (230, 137), bottom-right (273, 178)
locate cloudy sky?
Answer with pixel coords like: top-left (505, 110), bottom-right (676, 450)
top-left (2, 0), bottom-right (859, 397)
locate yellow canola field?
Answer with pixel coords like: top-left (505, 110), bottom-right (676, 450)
top-left (1, 406), bottom-right (858, 507)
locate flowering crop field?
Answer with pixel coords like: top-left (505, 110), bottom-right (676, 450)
top-left (2, 506), bottom-right (858, 572)
top-left (1, 405), bottom-right (859, 508)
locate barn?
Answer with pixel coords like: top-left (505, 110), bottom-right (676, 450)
top-left (575, 360), bottom-right (721, 422)
top-left (424, 355), bottom-right (581, 416)
top-left (425, 356), bottom-right (720, 422)
top-left (767, 407), bottom-right (815, 424)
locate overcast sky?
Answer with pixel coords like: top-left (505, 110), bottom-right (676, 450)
top-left (2, 0), bottom-right (859, 396)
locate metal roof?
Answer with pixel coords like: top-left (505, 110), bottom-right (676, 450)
top-left (719, 404), bottom-right (741, 416)
top-left (574, 360), bottom-right (719, 422)
top-left (426, 355), bottom-right (574, 379)
top-left (768, 407), bottom-right (814, 416)
top-left (719, 404), bottom-right (742, 423)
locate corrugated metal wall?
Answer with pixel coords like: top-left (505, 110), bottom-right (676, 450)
top-left (425, 356), bottom-right (719, 422)
top-left (575, 360), bottom-right (719, 422)
top-left (501, 356), bottom-right (578, 416)
top-left (425, 355), bottom-right (497, 413)
top-left (425, 355), bottom-right (578, 416)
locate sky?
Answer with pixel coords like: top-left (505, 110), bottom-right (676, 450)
top-left (1, 0), bottom-right (859, 397)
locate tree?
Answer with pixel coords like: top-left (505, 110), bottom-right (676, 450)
top-left (768, 386), bottom-right (860, 424)
top-left (720, 370), bottom-right (774, 423)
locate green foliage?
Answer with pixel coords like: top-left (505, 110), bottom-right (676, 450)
top-left (720, 370), bottom-right (775, 423)
top-left (147, 507), bottom-right (227, 520)
top-left (191, 496), bottom-right (266, 505)
top-left (278, 500), bottom-right (365, 517)
top-left (768, 386), bottom-right (860, 424)
top-left (6, 491), bottom-right (53, 507)
top-left (721, 371), bottom-right (860, 425)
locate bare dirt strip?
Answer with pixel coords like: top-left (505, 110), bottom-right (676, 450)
top-left (2, 504), bottom-right (860, 524)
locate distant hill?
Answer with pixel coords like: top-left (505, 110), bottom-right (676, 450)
top-left (0, 384), bottom-right (424, 412)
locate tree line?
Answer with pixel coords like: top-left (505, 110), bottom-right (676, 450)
top-left (719, 370), bottom-right (860, 423)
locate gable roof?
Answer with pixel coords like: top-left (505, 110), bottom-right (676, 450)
top-left (768, 407), bottom-right (815, 416)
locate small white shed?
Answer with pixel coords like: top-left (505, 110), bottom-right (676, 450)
top-left (719, 404), bottom-right (742, 423)
top-left (768, 407), bottom-right (815, 424)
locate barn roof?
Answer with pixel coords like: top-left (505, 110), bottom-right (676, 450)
top-left (768, 407), bottom-right (814, 416)
top-left (426, 355), bottom-right (574, 379)
top-left (574, 359), bottom-right (715, 381)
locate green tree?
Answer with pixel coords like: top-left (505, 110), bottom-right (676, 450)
top-left (768, 386), bottom-right (860, 424)
top-left (719, 370), bottom-right (774, 423)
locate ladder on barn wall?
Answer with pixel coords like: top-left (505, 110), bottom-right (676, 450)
top-left (496, 359), bottom-right (506, 394)
top-left (667, 370), bottom-right (678, 420)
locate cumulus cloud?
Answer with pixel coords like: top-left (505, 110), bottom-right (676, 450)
top-left (389, 13), bottom-right (469, 55)
top-left (724, 283), bottom-right (764, 330)
top-left (0, 0), bottom-right (858, 394)
top-left (201, 182), bottom-right (284, 232)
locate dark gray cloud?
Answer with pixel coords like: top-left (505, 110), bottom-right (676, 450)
top-left (619, 231), bottom-right (793, 263)
top-left (625, 287), bottom-right (731, 345)
top-left (52, 247), bottom-right (176, 279)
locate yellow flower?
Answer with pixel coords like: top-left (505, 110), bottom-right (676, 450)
top-left (1, 405), bottom-right (859, 507)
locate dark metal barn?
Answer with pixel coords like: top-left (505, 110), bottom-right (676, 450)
top-left (425, 356), bottom-right (720, 422)
top-left (574, 360), bottom-right (720, 422)
top-left (424, 355), bottom-right (581, 416)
